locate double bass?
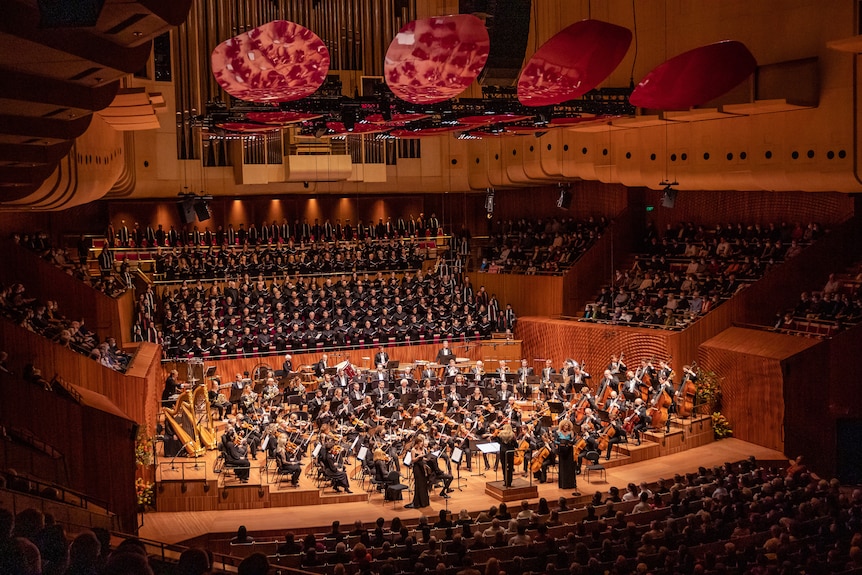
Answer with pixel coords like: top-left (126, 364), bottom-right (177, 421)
top-left (647, 386), bottom-right (672, 430)
top-left (676, 364), bottom-right (698, 418)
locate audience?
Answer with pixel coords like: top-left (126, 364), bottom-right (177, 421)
top-left (3, 456), bottom-right (850, 575)
top-left (478, 216), bottom-right (608, 275)
top-left (0, 283), bottom-right (132, 372)
top-left (774, 267), bottom-right (862, 334)
top-left (12, 233), bottom-right (127, 298)
top-left (580, 220), bottom-right (823, 330)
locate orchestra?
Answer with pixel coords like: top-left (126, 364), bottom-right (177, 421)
top-left (161, 350), bottom-right (699, 503)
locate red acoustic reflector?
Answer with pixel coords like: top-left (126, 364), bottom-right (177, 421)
top-left (384, 14), bottom-right (490, 105)
top-left (215, 123), bottom-right (280, 133)
top-left (211, 20), bottom-right (330, 103)
top-left (245, 112), bottom-right (323, 124)
top-left (629, 41), bottom-right (757, 110)
top-left (518, 20), bottom-right (632, 107)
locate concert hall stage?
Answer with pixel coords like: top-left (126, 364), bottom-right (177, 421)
top-left (142, 438), bottom-right (785, 545)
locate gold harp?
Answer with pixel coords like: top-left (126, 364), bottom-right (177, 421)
top-left (193, 385), bottom-right (217, 450)
top-left (162, 390), bottom-right (206, 457)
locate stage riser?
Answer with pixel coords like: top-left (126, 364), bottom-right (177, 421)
top-left (484, 479), bottom-right (539, 503)
top-left (155, 481), bottom-right (366, 512)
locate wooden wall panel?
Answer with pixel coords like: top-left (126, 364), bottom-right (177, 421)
top-left (698, 327), bottom-right (825, 456)
top-left (698, 345), bottom-right (785, 453)
top-left (465, 272), bottom-right (563, 318)
top-left (161, 340), bottom-right (521, 382)
top-left (516, 317), bottom-right (674, 375)
top-left (0, 371), bottom-right (137, 533)
top-left (645, 190), bottom-right (853, 230)
top-left (0, 319), bottom-right (161, 428)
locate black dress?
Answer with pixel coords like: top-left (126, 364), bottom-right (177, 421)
top-left (411, 449), bottom-right (431, 508)
top-left (556, 432), bottom-right (576, 489)
top-left (497, 437), bottom-right (517, 487)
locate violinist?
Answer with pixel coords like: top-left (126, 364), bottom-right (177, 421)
top-left (425, 441), bottom-right (454, 498)
top-left (502, 396), bottom-right (522, 425)
top-left (275, 435), bottom-right (302, 486)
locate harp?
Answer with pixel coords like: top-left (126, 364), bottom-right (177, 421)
top-left (162, 389), bottom-right (208, 457)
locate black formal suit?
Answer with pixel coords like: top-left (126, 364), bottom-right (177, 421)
top-left (221, 435), bottom-right (250, 480)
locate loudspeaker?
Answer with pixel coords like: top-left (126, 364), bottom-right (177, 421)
top-left (194, 200), bottom-right (211, 222)
top-left (37, 0), bottom-right (106, 27)
top-left (557, 190), bottom-right (572, 210)
top-left (475, 0), bottom-right (533, 86)
top-left (177, 199), bottom-right (196, 224)
top-left (661, 189), bottom-right (678, 209)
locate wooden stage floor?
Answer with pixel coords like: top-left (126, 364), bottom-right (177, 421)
top-left (140, 438), bottom-right (784, 545)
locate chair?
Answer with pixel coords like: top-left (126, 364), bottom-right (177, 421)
top-left (583, 450), bottom-right (606, 483)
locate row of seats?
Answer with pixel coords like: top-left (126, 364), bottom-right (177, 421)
top-left (477, 216), bottom-right (608, 276)
top-left (167, 457), bottom-right (862, 575)
top-left (580, 220), bottom-right (822, 331)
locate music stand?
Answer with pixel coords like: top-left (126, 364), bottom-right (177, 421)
top-left (450, 447), bottom-right (467, 490)
top-left (477, 442), bottom-right (500, 482)
top-left (205, 366), bottom-right (217, 378)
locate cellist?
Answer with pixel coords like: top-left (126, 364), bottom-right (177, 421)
top-left (602, 414), bottom-right (626, 461)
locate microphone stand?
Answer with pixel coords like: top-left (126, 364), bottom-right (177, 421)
top-left (166, 443), bottom-right (191, 472)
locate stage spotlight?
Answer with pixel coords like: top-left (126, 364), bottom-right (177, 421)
top-left (484, 188), bottom-right (495, 215)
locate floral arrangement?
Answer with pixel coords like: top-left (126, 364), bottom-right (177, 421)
top-left (712, 412), bottom-right (733, 440)
top-left (135, 478), bottom-right (154, 507)
top-left (135, 426), bottom-right (152, 467)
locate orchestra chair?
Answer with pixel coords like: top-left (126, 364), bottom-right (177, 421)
top-left (583, 451), bottom-right (606, 483)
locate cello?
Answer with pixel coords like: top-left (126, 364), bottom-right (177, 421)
top-left (530, 433), bottom-right (552, 473)
top-left (513, 424), bottom-right (532, 467)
